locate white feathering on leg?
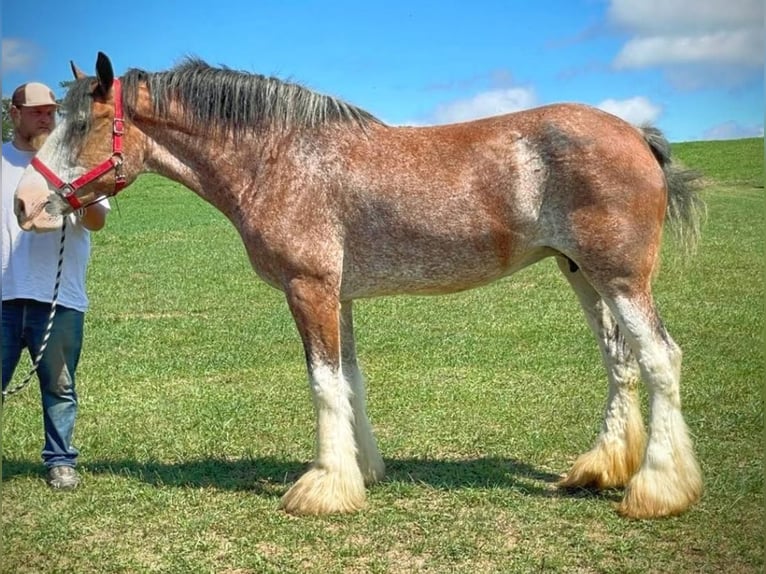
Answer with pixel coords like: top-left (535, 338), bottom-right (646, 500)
top-left (280, 362), bottom-right (366, 515)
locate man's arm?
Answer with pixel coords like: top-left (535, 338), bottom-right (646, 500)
top-left (79, 202), bottom-right (109, 231)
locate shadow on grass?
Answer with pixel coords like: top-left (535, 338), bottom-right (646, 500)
top-left (2, 455), bottom-right (617, 501)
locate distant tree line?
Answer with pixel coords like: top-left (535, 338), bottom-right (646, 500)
top-left (2, 99), bottom-right (13, 142)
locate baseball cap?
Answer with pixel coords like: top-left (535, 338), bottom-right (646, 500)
top-left (11, 82), bottom-right (57, 107)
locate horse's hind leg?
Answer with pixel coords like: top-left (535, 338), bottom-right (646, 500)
top-left (556, 258), bottom-right (646, 490)
top-left (340, 301), bottom-right (385, 485)
top-left (605, 292), bottom-right (702, 518)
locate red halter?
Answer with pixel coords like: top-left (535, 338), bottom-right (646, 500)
top-left (31, 78), bottom-right (127, 210)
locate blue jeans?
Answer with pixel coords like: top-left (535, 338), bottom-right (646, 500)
top-left (2, 299), bottom-right (84, 468)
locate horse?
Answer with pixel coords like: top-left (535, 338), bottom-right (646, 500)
top-left (14, 52), bottom-right (705, 518)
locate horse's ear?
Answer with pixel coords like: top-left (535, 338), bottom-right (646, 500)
top-left (70, 61), bottom-right (87, 80)
top-left (95, 51), bottom-right (114, 96)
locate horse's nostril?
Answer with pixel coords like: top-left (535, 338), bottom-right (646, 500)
top-left (14, 198), bottom-right (26, 218)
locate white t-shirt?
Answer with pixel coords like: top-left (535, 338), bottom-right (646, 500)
top-left (1, 141), bottom-right (109, 312)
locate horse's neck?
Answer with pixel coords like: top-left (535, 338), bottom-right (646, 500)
top-left (140, 121), bottom-right (267, 218)
top-left (145, 138), bottom-right (203, 190)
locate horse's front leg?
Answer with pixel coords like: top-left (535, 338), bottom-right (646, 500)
top-left (280, 278), bottom-right (366, 515)
top-left (340, 301), bottom-right (385, 485)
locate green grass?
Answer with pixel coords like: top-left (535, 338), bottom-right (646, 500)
top-left (673, 137), bottom-right (763, 187)
top-left (2, 138), bottom-right (763, 573)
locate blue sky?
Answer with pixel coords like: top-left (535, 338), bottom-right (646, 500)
top-left (2, 0), bottom-right (763, 142)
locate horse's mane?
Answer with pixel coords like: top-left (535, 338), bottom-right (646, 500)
top-left (124, 58), bottom-right (380, 133)
top-left (60, 58), bottom-right (380, 144)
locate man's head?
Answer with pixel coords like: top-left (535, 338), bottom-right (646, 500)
top-left (10, 82), bottom-right (58, 151)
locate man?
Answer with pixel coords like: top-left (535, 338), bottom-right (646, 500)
top-left (2, 82), bottom-right (109, 489)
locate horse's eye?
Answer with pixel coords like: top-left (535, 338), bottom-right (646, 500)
top-left (66, 112), bottom-right (88, 135)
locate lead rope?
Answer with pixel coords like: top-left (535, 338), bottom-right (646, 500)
top-left (2, 218), bottom-right (67, 399)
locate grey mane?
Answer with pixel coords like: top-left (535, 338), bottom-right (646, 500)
top-left (122, 58), bottom-right (380, 134)
top-left (58, 58), bottom-right (381, 146)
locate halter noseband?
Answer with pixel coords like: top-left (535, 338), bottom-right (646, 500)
top-left (31, 78), bottom-right (127, 210)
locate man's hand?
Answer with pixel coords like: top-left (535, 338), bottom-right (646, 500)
top-left (78, 201), bottom-right (109, 231)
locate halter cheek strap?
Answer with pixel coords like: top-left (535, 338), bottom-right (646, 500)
top-left (30, 78), bottom-right (126, 210)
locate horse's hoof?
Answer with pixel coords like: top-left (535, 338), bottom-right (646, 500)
top-left (558, 443), bottom-right (639, 491)
top-left (616, 466), bottom-right (702, 519)
top-left (279, 466), bottom-right (366, 516)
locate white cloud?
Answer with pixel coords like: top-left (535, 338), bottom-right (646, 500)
top-left (615, 29), bottom-right (763, 69)
top-left (597, 96), bottom-right (662, 125)
top-left (702, 121), bottom-right (764, 141)
top-left (431, 87), bottom-right (537, 125)
top-left (607, 0), bottom-right (763, 87)
top-left (609, 0), bottom-right (762, 34)
top-left (2, 39), bottom-right (40, 73)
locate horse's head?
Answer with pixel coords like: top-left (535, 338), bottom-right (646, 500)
top-left (15, 52), bottom-right (142, 232)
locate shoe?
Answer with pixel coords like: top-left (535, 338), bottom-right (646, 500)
top-left (47, 466), bottom-right (80, 490)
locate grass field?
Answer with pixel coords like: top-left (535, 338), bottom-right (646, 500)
top-left (2, 137), bottom-right (763, 573)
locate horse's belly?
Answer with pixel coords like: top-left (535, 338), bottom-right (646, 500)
top-left (342, 269), bottom-right (503, 298)
top-left (340, 245), bottom-right (549, 299)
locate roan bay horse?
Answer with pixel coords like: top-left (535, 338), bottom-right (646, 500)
top-left (15, 52), bottom-right (704, 518)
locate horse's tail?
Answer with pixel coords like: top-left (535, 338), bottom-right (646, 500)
top-left (640, 126), bottom-right (706, 253)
